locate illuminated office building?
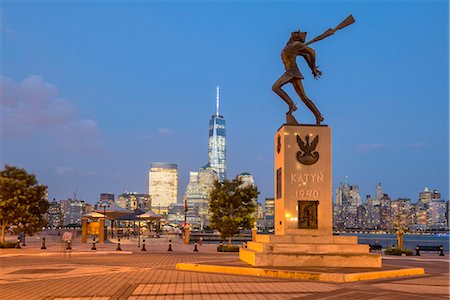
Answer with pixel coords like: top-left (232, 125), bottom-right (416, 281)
top-left (148, 163), bottom-right (178, 214)
top-left (183, 167), bottom-right (218, 228)
top-left (207, 86), bottom-right (227, 181)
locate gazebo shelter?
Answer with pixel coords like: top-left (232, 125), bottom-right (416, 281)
top-left (87, 203), bottom-right (133, 243)
top-left (111, 209), bottom-right (163, 244)
top-left (81, 212), bottom-right (106, 243)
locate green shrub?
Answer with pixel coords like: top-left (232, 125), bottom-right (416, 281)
top-left (384, 247), bottom-right (414, 256)
top-left (217, 244), bottom-right (240, 252)
top-left (0, 241), bottom-right (17, 248)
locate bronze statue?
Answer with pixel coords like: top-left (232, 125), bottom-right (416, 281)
top-left (273, 15), bottom-right (355, 125)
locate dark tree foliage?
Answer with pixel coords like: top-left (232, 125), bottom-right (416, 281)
top-left (0, 165), bottom-right (49, 244)
top-left (209, 177), bottom-right (258, 247)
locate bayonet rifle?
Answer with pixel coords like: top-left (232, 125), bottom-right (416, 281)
top-left (305, 15), bottom-right (355, 46)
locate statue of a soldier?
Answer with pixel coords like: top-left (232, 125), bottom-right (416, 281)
top-left (273, 15), bottom-right (355, 125)
top-left (272, 30), bottom-right (323, 125)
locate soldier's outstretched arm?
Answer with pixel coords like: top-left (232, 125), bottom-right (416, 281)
top-left (301, 47), bottom-right (322, 79)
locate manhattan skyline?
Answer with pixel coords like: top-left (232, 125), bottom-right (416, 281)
top-left (1, 1), bottom-right (448, 204)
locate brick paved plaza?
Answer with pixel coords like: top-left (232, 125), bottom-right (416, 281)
top-left (0, 236), bottom-right (449, 299)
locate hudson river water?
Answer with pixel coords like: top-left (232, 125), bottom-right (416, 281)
top-left (340, 233), bottom-right (450, 251)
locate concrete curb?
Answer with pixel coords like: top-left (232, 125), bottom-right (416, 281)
top-left (175, 263), bottom-right (425, 283)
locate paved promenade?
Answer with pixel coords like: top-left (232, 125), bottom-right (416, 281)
top-left (0, 235), bottom-right (448, 299)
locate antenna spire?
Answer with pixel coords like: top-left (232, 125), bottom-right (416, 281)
top-left (216, 86), bottom-right (220, 116)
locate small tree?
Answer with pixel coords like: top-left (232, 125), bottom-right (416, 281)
top-left (0, 165), bottom-right (48, 244)
top-left (209, 177), bottom-right (258, 247)
top-left (392, 214), bottom-right (408, 250)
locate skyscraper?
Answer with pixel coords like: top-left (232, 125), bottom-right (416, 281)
top-left (207, 86), bottom-right (227, 181)
top-left (47, 198), bottom-right (62, 228)
top-left (183, 167), bottom-right (218, 228)
top-left (264, 198), bottom-right (275, 231)
top-left (60, 198), bottom-right (92, 226)
top-left (419, 187), bottom-right (441, 204)
top-left (148, 163), bottom-right (178, 214)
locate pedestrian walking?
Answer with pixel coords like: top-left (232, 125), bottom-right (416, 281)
top-left (19, 232), bottom-right (25, 245)
top-left (61, 231), bottom-right (73, 257)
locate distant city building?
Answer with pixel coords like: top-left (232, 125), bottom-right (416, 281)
top-left (166, 203), bottom-right (206, 229)
top-left (375, 183), bottom-right (384, 200)
top-left (333, 179), bottom-right (362, 229)
top-left (333, 182), bottom-right (448, 232)
top-left (237, 172), bottom-right (258, 227)
top-left (257, 203), bottom-right (264, 219)
top-left (264, 198), bottom-right (275, 218)
top-left (100, 193), bottom-right (114, 204)
top-left (429, 199), bottom-right (447, 229)
top-left (207, 86), bottom-right (227, 181)
top-left (446, 201), bottom-right (449, 228)
top-left (419, 187), bottom-right (441, 204)
top-left (375, 193), bottom-right (390, 230)
top-left (390, 198), bottom-right (414, 228)
top-left (60, 198), bottom-right (92, 226)
top-left (148, 163), bottom-right (178, 214)
top-left (364, 195), bottom-right (381, 229)
top-left (167, 203), bottom-right (185, 224)
top-left (94, 193), bottom-right (115, 210)
top-left (413, 201), bottom-right (429, 228)
top-left (264, 198), bottom-right (275, 231)
top-left (335, 187), bottom-right (343, 206)
top-left (183, 167), bottom-right (218, 229)
top-left (238, 172), bottom-right (255, 187)
top-left (185, 168), bottom-right (217, 208)
top-left (256, 203), bottom-right (265, 230)
top-left (47, 198), bottom-right (62, 228)
top-left (116, 192), bottom-right (151, 211)
top-left (180, 87), bottom-right (227, 228)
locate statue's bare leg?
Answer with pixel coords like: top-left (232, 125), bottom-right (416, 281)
top-left (292, 79), bottom-right (324, 125)
top-left (272, 74), bottom-right (297, 114)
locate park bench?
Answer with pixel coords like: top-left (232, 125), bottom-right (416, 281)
top-left (369, 244), bottom-right (382, 252)
top-left (415, 245), bottom-right (445, 256)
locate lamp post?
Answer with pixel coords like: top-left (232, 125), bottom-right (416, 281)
top-left (100, 201), bottom-right (110, 240)
top-left (138, 220), bottom-right (141, 248)
top-left (183, 196), bottom-right (188, 238)
top-left (183, 197), bottom-right (188, 227)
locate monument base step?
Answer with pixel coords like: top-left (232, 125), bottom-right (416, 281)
top-left (239, 248), bottom-right (382, 268)
top-left (254, 234), bottom-right (358, 244)
top-left (247, 241), bottom-right (369, 254)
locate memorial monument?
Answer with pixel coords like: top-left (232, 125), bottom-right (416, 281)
top-left (240, 15), bottom-right (382, 268)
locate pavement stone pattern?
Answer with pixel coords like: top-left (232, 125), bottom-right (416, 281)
top-left (0, 235), bottom-right (448, 299)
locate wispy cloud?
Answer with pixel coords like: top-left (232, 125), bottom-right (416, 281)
top-left (408, 142), bottom-right (428, 149)
top-left (139, 134), bottom-right (152, 140)
top-left (55, 166), bottom-right (75, 175)
top-left (158, 127), bottom-right (172, 136)
top-left (355, 143), bottom-right (387, 153)
top-left (1, 75), bottom-right (103, 151)
top-left (2, 25), bottom-right (16, 36)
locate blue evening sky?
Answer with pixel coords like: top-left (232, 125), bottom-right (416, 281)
top-left (1, 0), bottom-right (448, 204)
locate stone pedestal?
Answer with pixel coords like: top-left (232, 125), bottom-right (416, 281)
top-left (98, 218), bottom-right (105, 243)
top-left (81, 218), bottom-right (88, 243)
top-left (239, 124), bottom-right (381, 268)
top-left (184, 228), bottom-right (191, 244)
top-left (274, 125), bottom-right (332, 236)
